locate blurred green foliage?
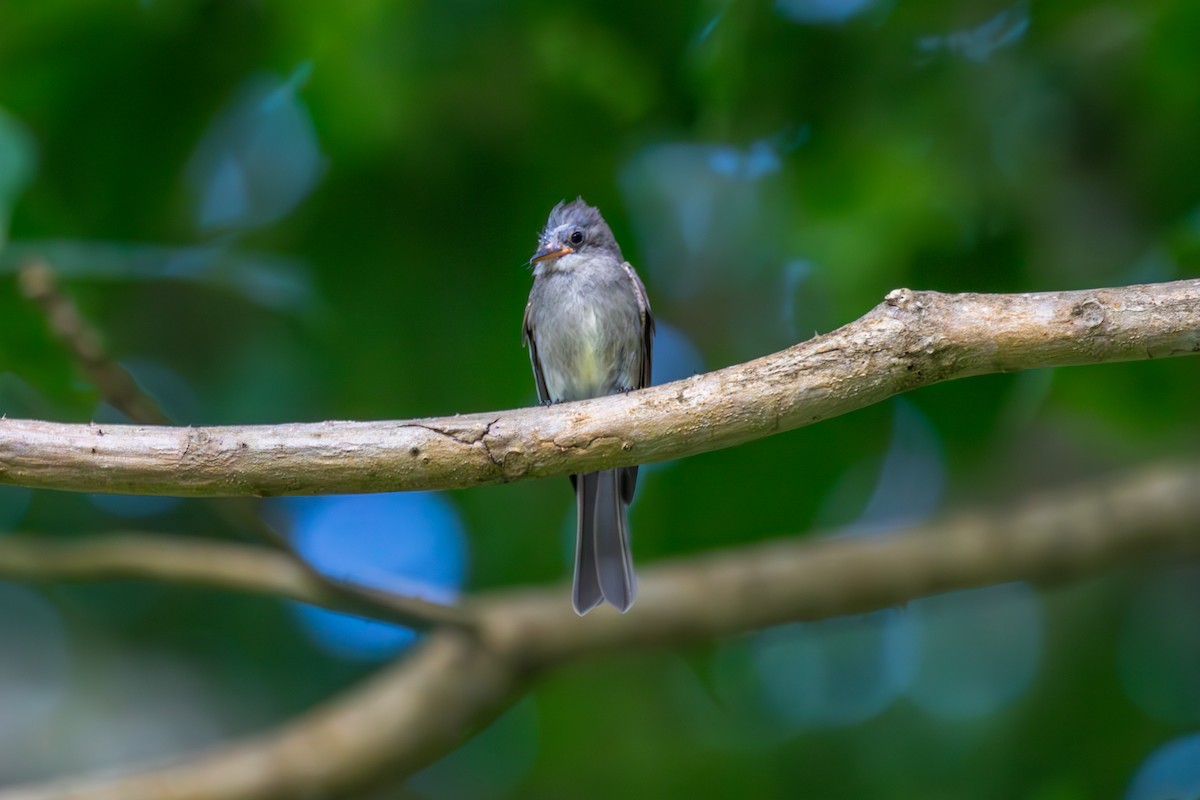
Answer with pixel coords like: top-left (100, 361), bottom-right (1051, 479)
top-left (1, 1), bottom-right (1199, 798)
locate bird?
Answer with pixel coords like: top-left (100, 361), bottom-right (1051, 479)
top-left (522, 198), bottom-right (655, 615)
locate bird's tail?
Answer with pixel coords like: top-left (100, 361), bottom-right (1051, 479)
top-left (573, 469), bottom-right (636, 615)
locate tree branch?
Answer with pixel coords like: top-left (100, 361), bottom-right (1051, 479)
top-left (17, 261), bottom-right (171, 425)
top-left (0, 534), bottom-right (469, 629)
top-left (0, 278), bottom-right (1197, 497)
top-left (2, 464), bottom-right (1198, 800)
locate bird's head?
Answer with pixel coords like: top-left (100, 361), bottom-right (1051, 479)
top-left (530, 197), bottom-right (622, 269)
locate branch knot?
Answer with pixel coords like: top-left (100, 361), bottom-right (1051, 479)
top-left (1071, 298), bottom-right (1108, 330)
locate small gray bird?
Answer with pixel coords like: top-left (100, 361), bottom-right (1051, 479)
top-left (522, 198), bottom-right (655, 615)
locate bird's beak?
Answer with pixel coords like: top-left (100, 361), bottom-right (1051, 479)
top-left (530, 244), bottom-right (574, 264)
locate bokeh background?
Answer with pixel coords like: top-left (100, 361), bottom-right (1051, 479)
top-left (1, 1), bottom-right (1199, 798)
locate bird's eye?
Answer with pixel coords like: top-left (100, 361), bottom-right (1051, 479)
top-left (568, 229), bottom-right (585, 246)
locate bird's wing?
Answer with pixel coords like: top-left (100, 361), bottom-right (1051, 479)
top-left (622, 261), bottom-right (655, 390)
top-left (620, 262), bottom-right (655, 504)
top-left (522, 299), bottom-right (551, 404)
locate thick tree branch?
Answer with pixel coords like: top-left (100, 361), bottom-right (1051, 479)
top-left (2, 464), bottom-right (1199, 800)
top-left (0, 279), bottom-right (1197, 496)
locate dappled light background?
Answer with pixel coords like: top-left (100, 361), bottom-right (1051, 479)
top-left (1, 2), bottom-right (1199, 797)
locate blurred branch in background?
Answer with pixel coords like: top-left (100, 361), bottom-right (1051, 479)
top-left (18, 261), bottom-right (170, 425)
top-left (0, 240), bottom-right (315, 312)
top-left (0, 533), bottom-right (465, 628)
top-left (2, 462), bottom-right (1197, 800)
top-left (0, 277), bottom-right (1197, 498)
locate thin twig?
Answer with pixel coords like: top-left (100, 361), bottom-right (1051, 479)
top-left (0, 533), bottom-right (468, 629)
top-left (18, 260), bottom-right (170, 425)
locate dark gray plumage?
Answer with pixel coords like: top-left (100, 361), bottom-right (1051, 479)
top-left (522, 198), bottom-right (654, 614)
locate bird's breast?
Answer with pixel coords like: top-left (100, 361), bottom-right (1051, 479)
top-left (530, 261), bottom-right (641, 403)
top-left (570, 307), bottom-right (605, 392)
